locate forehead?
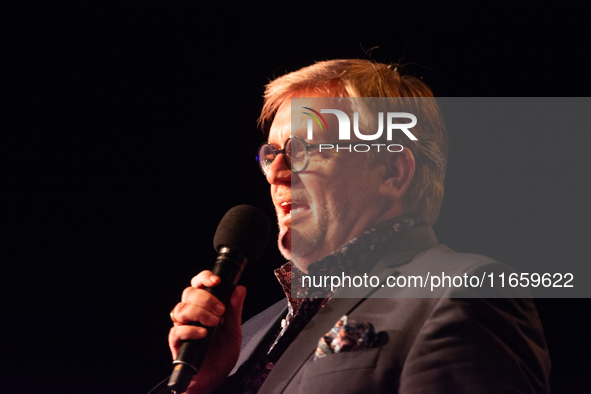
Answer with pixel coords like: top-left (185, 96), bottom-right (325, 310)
top-left (268, 100), bottom-right (291, 145)
top-left (269, 96), bottom-right (344, 145)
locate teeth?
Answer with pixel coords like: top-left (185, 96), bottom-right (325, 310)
top-left (281, 202), bottom-right (291, 206)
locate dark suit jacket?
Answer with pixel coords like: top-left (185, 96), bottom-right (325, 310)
top-left (227, 224), bottom-right (551, 394)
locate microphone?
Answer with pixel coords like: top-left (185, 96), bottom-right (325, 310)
top-left (167, 205), bottom-right (270, 394)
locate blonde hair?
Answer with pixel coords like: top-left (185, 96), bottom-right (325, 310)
top-left (259, 59), bottom-right (448, 225)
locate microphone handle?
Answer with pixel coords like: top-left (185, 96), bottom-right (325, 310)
top-left (168, 247), bottom-right (247, 393)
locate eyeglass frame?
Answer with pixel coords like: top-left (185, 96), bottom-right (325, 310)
top-left (256, 135), bottom-right (352, 175)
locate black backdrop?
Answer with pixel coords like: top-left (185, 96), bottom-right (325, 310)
top-left (3, 2), bottom-right (591, 393)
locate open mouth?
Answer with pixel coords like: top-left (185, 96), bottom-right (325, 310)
top-left (280, 201), bottom-right (310, 215)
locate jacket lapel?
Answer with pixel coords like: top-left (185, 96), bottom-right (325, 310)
top-left (231, 299), bottom-right (287, 375)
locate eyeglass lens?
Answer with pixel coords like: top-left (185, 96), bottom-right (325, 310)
top-left (258, 137), bottom-right (308, 175)
top-left (290, 138), bottom-right (307, 172)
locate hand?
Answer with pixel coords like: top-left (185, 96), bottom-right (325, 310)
top-left (169, 270), bottom-right (246, 394)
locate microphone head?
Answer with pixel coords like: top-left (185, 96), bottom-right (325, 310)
top-left (213, 205), bottom-right (271, 262)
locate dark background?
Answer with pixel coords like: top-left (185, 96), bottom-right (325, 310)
top-left (3, 1), bottom-right (590, 393)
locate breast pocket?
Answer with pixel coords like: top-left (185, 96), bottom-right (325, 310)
top-left (300, 347), bottom-right (382, 381)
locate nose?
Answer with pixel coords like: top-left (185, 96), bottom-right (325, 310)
top-left (266, 153), bottom-right (292, 185)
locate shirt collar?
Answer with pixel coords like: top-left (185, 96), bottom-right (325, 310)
top-left (274, 214), bottom-right (420, 302)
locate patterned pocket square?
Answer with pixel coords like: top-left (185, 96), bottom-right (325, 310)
top-left (314, 315), bottom-right (378, 361)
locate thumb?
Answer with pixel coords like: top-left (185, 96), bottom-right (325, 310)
top-left (222, 285), bottom-right (246, 330)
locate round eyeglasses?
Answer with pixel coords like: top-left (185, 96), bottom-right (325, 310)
top-left (256, 136), bottom-right (312, 175)
top-left (256, 136), bottom-right (352, 175)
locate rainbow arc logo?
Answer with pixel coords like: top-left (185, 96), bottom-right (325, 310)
top-left (302, 107), bottom-right (328, 139)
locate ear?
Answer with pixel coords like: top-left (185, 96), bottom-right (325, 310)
top-left (379, 148), bottom-right (415, 200)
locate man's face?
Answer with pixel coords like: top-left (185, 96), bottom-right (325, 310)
top-left (266, 96), bottom-right (389, 272)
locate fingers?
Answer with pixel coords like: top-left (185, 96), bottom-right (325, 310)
top-left (190, 270), bottom-right (221, 289)
top-left (172, 302), bottom-right (222, 327)
top-left (181, 287), bottom-right (226, 315)
top-left (171, 272), bottom-right (226, 327)
top-left (169, 282), bottom-right (247, 368)
top-left (168, 325), bottom-right (208, 359)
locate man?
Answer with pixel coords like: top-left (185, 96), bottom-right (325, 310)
top-left (167, 59), bottom-right (551, 393)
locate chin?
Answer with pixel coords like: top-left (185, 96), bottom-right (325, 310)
top-left (277, 227), bottom-right (292, 260)
top-left (288, 226), bottom-right (327, 270)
